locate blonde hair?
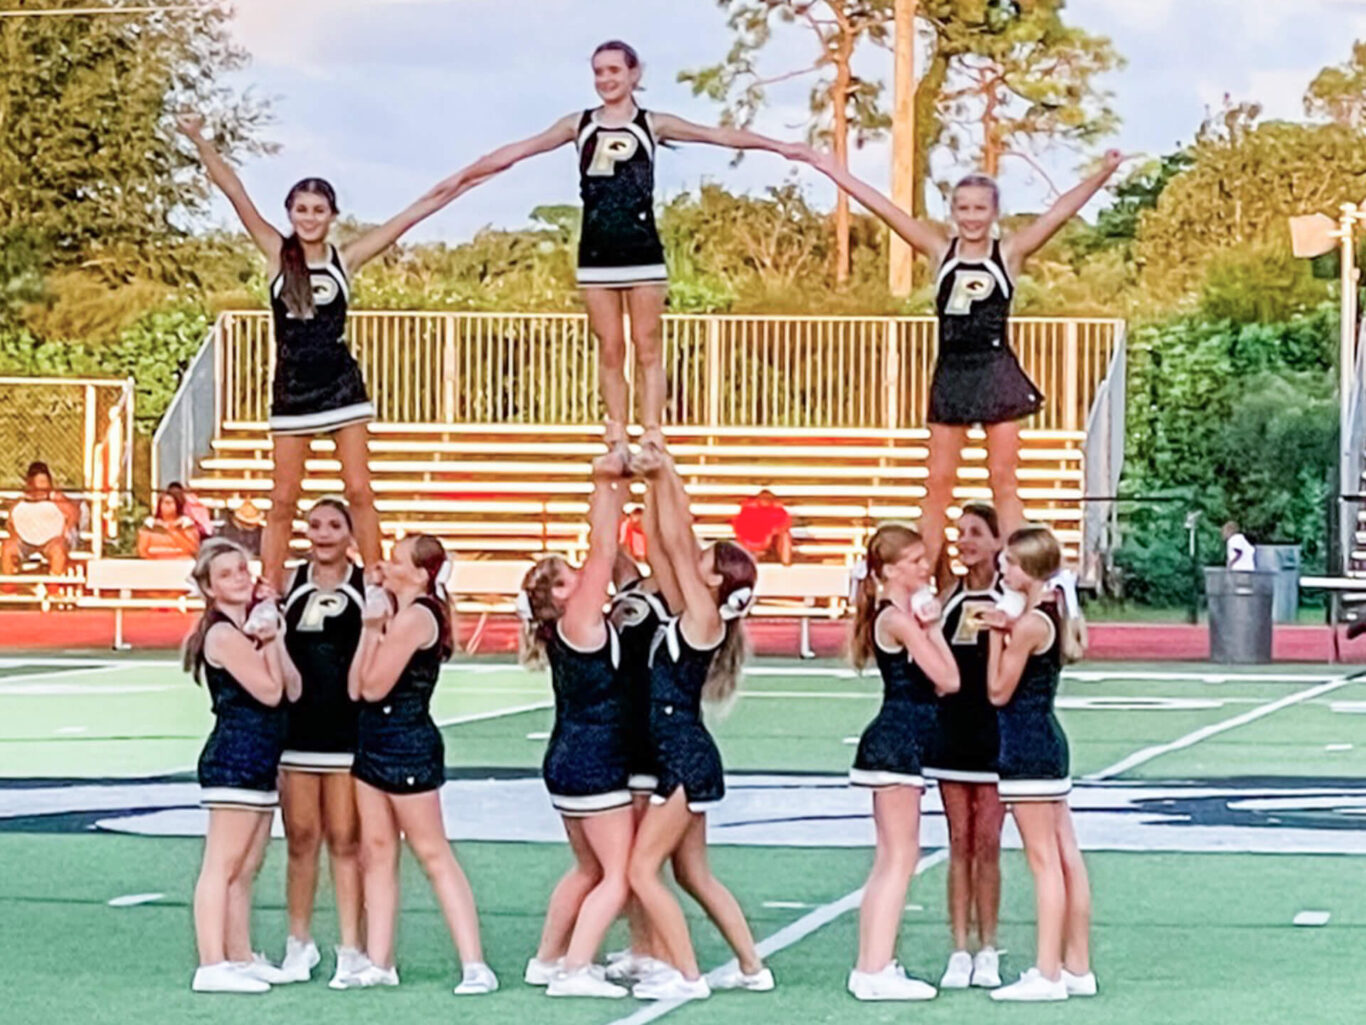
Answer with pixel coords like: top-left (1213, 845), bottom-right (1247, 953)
top-left (1005, 525), bottom-right (1084, 664)
top-left (952, 172), bottom-right (1001, 211)
top-left (181, 538), bottom-right (249, 684)
top-left (517, 556), bottom-right (569, 670)
top-left (850, 524), bottom-right (924, 672)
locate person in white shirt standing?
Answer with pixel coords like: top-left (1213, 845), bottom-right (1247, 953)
top-left (1222, 522), bottom-right (1256, 571)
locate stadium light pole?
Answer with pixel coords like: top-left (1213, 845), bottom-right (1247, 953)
top-left (1290, 204), bottom-right (1364, 570)
top-left (888, 0), bottom-right (917, 297)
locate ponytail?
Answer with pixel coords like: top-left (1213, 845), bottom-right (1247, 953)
top-left (517, 557), bottom-right (566, 670)
top-left (409, 534), bottom-right (454, 659)
top-left (849, 570), bottom-right (880, 672)
top-left (182, 601), bottom-right (216, 685)
top-left (278, 233), bottom-right (315, 321)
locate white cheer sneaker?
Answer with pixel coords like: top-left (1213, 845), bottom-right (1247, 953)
top-left (546, 965), bottom-right (628, 998)
top-left (990, 967), bottom-right (1069, 1002)
top-left (278, 936), bottom-right (319, 983)
top-left (191, 961), bottom-right (270, 994)
top-left (939, 950), bottom-right (972, 989)
top-left (1062, 969), bottom-right (1098, 996)
top-left (632, 968), bottom-right (711, 1001)
top-left (848, 962), bottom-right (937, 1001)
top-left (971, 947), bottom-right (1002, 989)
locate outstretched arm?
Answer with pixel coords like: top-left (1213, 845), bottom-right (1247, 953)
top-left (648, 456), bottom-right (722, 642)
top-left (341, 173), bottom-right (482, 272)
top-left (176, 114), bottom-right (282, 261)
top-left (435, 115), bottom-right (579, 199)
top-left (650, 112), bottom-right (805, 160)
top-left (804, 149), bottom-right (950, 261)
top-left (1003, 149), bottom-right (1125, 269)
top-left (561, 456), bottom-right (628, 647)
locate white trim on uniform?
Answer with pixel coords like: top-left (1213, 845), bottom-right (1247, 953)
top-left (555, 621), bottom-right (622, 668)
top-left (576, 264), bottom-right (669, 287)
top-left (1030, 607), bottom-right (1058, 653)
top-left (649, 791), bottom-right (725, 814)
top-left (628, 773), bottom-right (659, 793)
top-left (279, 750), bottom-right (355, 772)
top-left (923, 766), bottom-right (999, 784)
top-left (997, 777), bottom-right (1071, 801)
top-left (550, 788), bottom-right (633, 816)
top-left (849, 768), bottom-right (925, 789)
top-left (200, 786), bottom-right (278, 809)
top-left (269, 401), bottom-right (376, 436)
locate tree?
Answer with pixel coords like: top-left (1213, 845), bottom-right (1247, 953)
top-left (913, 1), bottom-right (1119, 212)
top-left (1132, 100), bottom-right (1366, 302)
top-left (1305, 40), bottom-right (1366, 128)
top-left (680, 1), bottom-right (894, 285)
top-left (936, 14), bottom-right (1121, 182)
top-left (0, 1), bottom-right (272, 285)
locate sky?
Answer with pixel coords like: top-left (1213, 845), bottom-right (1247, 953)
top-left (210, 0), bottom-right (1366, 242)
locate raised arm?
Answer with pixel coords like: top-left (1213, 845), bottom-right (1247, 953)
top-left (650, 112), bottom-right (804, 160)
top-left (1003, 149), bottom-right (1124, 269)
top-left (649, 457), bottom-right (722, 641)
top-left (804, 149), bottom-right (950, 261)
top-left (176, 114), bottom-right (282, 261)
top-left (633, 448), bottom-right (684, 611)
top-left (561, 456), bottom-right (628, 648)
top-left (341, 175), bottom-right (474, 272)
top-left (435, 115), bottom-right (579, 199)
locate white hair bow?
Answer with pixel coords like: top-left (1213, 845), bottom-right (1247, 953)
top-left (185, 572), bottom-right (205, 599)
top-left (850, 559), bottom-right (869, 582)
top-left (434, 559), bottom-right (453, 600)
top-left (1049, 568), bottom-right (1081, 619)
top-left (720, 586), bottom-right (755, 621)
top-left (514, 589), bottom-right (535, 623)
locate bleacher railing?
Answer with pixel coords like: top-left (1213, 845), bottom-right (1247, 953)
top-left (208, 311), bottom-right (1123, 432)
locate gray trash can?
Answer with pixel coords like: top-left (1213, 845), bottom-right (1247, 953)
top-left (1253, 545), bottom-right (1301, 623)
top-left (1205, 568), bottom-right (1276, 664)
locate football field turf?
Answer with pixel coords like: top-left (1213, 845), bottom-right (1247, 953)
top-left (1, 655), bottom-right (1363, 1024)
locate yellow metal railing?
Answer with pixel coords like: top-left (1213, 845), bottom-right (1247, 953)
top-left (215, 311), bottom-right (1122, 431)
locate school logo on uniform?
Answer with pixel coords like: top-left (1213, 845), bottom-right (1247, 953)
top-left (951, 599), bottom-right (997, 645)
top-left (296, 590), bottom-right (348, 632)
top-left (310, 272), bottom-right (340, 306)
top-left (587, 130), bottom-right (640, 177)
top-left (944, 269), bottom-right (997, 315)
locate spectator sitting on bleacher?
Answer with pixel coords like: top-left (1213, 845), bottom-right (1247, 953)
top-left (1, 461), bottom-right (80, 576)
top-left (137, 490), bottom-right (201, 559)
top-left (731, 488), bottom-right (793, 565)
top-left (215, 498), bottom-right (265, 557)
top-left (619, 505), bottom-right (648, 561)
top-left (167, 480), bottom-right (214, 539)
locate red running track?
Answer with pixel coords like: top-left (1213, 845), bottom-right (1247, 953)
top-left (0, 610), bottom-right (1362, 663)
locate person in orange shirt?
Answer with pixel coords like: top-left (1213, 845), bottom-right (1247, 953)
top-left (730, 490), bottom-right (793, 565)
top-left (138, 489), bottom-right (202, 559)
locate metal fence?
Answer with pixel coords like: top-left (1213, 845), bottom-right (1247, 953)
top-left (0, 376), bottom-right (135, 554)
top-left (151, 333), bottom-right (217, 492)
top-left (209, 311), bottom-right (1123, 431)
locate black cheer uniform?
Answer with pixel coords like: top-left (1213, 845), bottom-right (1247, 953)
top-left (268, 243), bottom-right (375, 435)
top-left (646, 617), bottom-right (727, 811)
top-left (543, 623), bottom-right (632, 815)
top-left (996, 603), bottom-right (1071, 802)
top-left (929, 237), bottom-right (1043, 425)
top-left (924, 577), bottom-right (1003, 783)
top-left (611, 579), bottom-right (671, 792)
top-left (850, 602), bottom-right (938, 789)
top-left (352, 597), bottom-right (446, 795)
top-left (197, 609), bottom-right (286, 809)
top-left (280, 562), bottom-right (365, 772)
top-left (575, 107), bottom-right (668, 289)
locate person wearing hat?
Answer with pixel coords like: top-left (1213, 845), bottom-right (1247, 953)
top-left (218, 498), bottom-right (265, 557)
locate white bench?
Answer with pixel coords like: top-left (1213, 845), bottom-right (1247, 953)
top-left (80, 558), bottom-right (203, 649)
top-left (449, 558), bottom-right (853, 658)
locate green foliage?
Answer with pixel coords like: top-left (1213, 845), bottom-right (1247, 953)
top-left (0, 4), bottom-right (272, 286)
top-left (1114, 306), bottom-right (1337, 605)
top-left (0, 303), bottom-right (210, 432)
top-left (1305, 39), bottom-right (1366, 127)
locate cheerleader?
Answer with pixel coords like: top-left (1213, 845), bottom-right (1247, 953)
top-left (927, 502), bottom-right (1006, 990)
top-left (516, 452), bottom-right (638, 998)
top-left (276, 499), bottom-right (366, 986)
top-left (625, 451), bottom-right (771, 1002)
top-left (340, 535), bottom-right (497, 995)
top-left (176, 115), bottom-right (476, 592)
top-left (801, 148), bottom-right (1126, 566)
top-left (601, 485), bottom-right (676, 985)
top-left (846, 525), bottom-right (959, 1002)
top-left (983, 526), bottom-right (1093, 1002)
top-left (435, 41), bottom-right (808, 458)
top-left (185, 539), bottom-right (297, 993)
